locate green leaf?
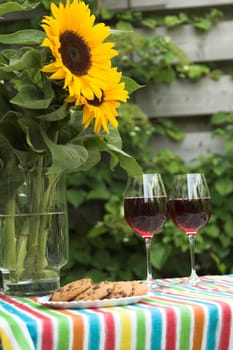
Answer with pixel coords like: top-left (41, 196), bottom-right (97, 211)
top-left (18, 118), bottom-right (46, 153)
top-left (42, 132), bottom-right (88, 172)
top-left (100, 8), bottom-right (114, 20)
top-left (77, 148), bottom-right (101, 172)
top-left (0, 30), bottom-right (44, 45)
top-left (224, 139), bottom-right (233, 152)
top-left (151, 243), bottom-right (171, 270)
top-left (106, 143), bottom-right (142, 175)
top-left (37, 104), bottom-right (68, 121)
top-left (153, 66), bottom-right (176, 83)
top-left (211, 112), bottom-right (233, 125)
top-left (122, 76), bottom-right (144, 94)
top-left (193, 18), bottom-right (212, 31)
top-left (0, 48), bottom-right (42, 72)
top-left (141, 18), bottom-right (159, 29)
top-left (67, 189), bottom-right (86, 208)
top-left (88, 226), bottom-right (107, 238)
top-left (186, 64), bottom-right (210, 79)
top-left (164, 15), bottom-right (185, 27)
top-left (224, 218), bottom-right (233, 237)
top-left (105, 126), bottom-right (122, 149)
top-left (86, 187), bottom-right (109, 200)
top-left (215, 178), bottom-right (233, 196)
top-left (0, 1), bottom-right (39, 16)
top-left (11, 83), bottom-right (54, 110)
top-left (205, 224), bottom-right (219, 237)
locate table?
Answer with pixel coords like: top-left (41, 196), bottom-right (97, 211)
top-left (1, 275), bottom-right (233, 350)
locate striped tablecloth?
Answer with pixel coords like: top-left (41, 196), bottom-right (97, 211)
top-left (1, 275), bottom-right (233, 350)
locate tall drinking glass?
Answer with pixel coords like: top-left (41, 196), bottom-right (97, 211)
top-left (168, 173), bottom-right (211, 286)
top-left (124, 173), bottom-right (167, 292)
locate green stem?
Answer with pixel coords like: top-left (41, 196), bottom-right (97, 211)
top-left (36, 174), bottom-right (60, 271)
top-left (24, 167), bottom-right (45, 277)
top-left (23, 169), bottom-right (60, 279)
top-left (5, 196), bottom-right (16, 269)
top-left (15, 219), bottom-right (32, 280)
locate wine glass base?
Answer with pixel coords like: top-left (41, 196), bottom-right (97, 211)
top-left (145, 280), bottom-right (170, 293)
top-left (176, 276), bottom-right (216, 290)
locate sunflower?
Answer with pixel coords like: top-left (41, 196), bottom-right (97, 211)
top-left (41, 0), bottom-right (118, 101)
top-left (79, 69), bottom-right (129, 133)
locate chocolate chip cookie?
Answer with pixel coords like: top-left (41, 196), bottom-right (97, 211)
top-left (131, 280), bottom-right (148, 296)
top-left (74, 281), bottom-right (114, 301)
top-left (109, 281), bottom-right (133, 298)
top-left (50, 278), bottom-right (93, 301)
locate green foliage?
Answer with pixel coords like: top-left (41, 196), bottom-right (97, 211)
top-left (0, 2), bottom-right (39, 16)
top-left (61, 3), bottom-right (231, 284)
top-left (99, 7), bottom-right (223, 32)
top-left (163, 9), bottom-right (223, 31)
top-left (0, 1), bottom-right (142, 178)
top-left (103, 6), bottom-right (224, 84)
top-left (63, 110), bottom-right (233, 283)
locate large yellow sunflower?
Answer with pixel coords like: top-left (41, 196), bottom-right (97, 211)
top-left (41, 0), bottom-right (118, 101)
top-left (79, 68), bottom-right (129, 133)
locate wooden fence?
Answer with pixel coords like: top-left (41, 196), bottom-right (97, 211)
top-left (102, 0), bottom-right (233, 162)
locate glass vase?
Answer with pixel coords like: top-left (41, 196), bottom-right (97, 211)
top-left (0, 167), bottom-right (69, 296)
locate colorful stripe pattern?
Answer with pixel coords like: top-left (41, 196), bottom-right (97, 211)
top-left (1, 275), bottom-right (233, 349)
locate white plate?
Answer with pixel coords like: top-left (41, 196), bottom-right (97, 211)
top-left (38, 294), bottom-right (148, 309)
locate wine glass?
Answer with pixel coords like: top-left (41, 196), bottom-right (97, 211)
top-left (124, 173), bottom-right (167, 292)
top-left (168, 173), bottom-right (211, 286)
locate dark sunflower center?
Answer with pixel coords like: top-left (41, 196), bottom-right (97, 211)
top-left (59, 31), bottom-right (91, 76)
top-left (87, 93), bottom-right (104, 106)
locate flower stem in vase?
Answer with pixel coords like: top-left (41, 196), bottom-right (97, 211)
top-left (5, 196), bottom-right (17, 271)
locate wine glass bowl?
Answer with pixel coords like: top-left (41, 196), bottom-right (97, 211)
top-left (168, 173), bottom-right (211, 286)
top-left (124, 173), bottom-right (167, 292)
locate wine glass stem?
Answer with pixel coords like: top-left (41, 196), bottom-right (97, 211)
top-left (145, 238), bottom-right (153, 284)
top-left (188, 233), bottom-right (199, 281)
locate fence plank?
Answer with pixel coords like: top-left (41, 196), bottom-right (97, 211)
top-left (150, 131), bottom-right (224, 162)
top-left (131, 0), bottom-right (233, 10)
top-left (140, 20), bottom-right (233, 63)
top-left (101, 0), bottom-right (128, 11)
top-left (102, 0), bottom-right (233, 11)
top-left (135, 75), bottom-right (233, 117)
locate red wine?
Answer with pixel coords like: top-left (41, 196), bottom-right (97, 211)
top-left (124, 196), bottom-right (167, 239)
top-left (168, 197), bottom-right (211, 234)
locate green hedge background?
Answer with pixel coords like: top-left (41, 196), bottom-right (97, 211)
top-left (62, 2), bottom-right (233, 284)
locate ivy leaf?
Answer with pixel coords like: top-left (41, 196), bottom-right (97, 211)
top-left (186, 64), bottom-right (210, 79)
top-left (141, 17), bottom-right (159, 29)
top-left (67, 188), bottom-right (86, 208)
top-left (151, 243), bottom-right (171, 270)
top-left (224, 139), bottom-right (233, 152)
top-left (193, 18), bottom-right (212, 31)
top-left (215, 178), bottom-right (233, 196)
top-left (164, 15), bottom-right (185, 27)
top-left (224, 218), bottom-right (233, 237)
top-left (153, 66), bottom-right (176, 83)
top-left (211, 112), bottom-right (233, 125)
